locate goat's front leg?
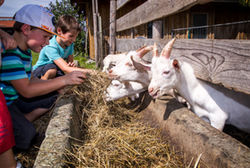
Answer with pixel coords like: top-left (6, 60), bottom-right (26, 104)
top-left (194, 107), bottom-right (227, 131)
top-left (209, 111), bottom-right (228, 131)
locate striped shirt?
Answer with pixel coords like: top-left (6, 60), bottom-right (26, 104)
top-left (0, 47), bottom-right (32, 105)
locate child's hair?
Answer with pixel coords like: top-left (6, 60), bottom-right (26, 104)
top-left (56, 15), bottom-right (81, 33)
top-left (12, 21), bottom-right (36, 32)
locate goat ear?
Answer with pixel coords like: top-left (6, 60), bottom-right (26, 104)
top-left (131, 56), bottom-right (151, 71)
top-left (160, 38), bottom-right (176, 58)
top-left (173, 59), bottom-right (180, 70)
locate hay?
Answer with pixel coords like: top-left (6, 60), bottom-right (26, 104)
top-left (63, 72), bottom-right (184, 168)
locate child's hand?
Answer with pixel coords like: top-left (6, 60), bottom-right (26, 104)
top-left (1, 30), bottom-right (17, 50)
top-left (81, 69), bottom-right (97, 75)
top-left (63, 71), bottom-right (87, 85)
top-left (68, 62), bottom-right (77, 67)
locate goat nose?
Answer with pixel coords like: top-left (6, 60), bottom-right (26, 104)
top-left (108, 69), bottom-right (113, 73)
top-left (148, 87), bottom-right (154, 93)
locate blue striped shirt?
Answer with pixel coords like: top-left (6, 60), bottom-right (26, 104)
top-left (0, 47), bottom-right (32, 105)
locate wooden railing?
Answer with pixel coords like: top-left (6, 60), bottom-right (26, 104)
top-left (116, 38), bottom-right (250, 94)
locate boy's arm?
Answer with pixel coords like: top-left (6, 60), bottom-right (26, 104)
top-left (0, 29), bottom-right (17, 50)
top-left (10, 71), bottom-right (86, 98)
top-left (54, 57), bottom-right (93, 74)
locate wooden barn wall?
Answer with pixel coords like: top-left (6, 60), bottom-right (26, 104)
top-left (212, 3), bottom-right (250, 39)
top-left (116, 0), bottom-right (147, 39)
top-left (116, 38), bottom-right (250, 95)
top-left (164, 2), bottom-right (250, 39)
top-left (97, 0), bottom-right (110, 57)
top-left (117, 24), bottom-right (147, 39)
top-left (73, 0), bottom-right (111, 59)
top-left (116, 2), bottom-right (250, 40)
top-left (164, 11), bottom-right (189, 39)
top-left (116, 0), bottom-right (147, 19)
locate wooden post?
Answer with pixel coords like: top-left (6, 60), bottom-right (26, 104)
top-left (95, 0), bottom-right (102, 67)
top-left (98, 15), bottom-right (103, 67)
top-left (92, 0), bottom-right (99, 65)
top-left (110, 0), bottom-right (116, 54)
top-left (152, 19), bottom-right (162, 40)
top-left (186, 12), bottom-right (190, 39)
top-left (131, 28), bottom-right (134, 39)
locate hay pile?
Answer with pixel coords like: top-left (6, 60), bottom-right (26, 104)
top-left (63, 72), bottom-right (184, 167)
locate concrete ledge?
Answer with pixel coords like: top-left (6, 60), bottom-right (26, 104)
top-left (34, 97), bottom-right (77, 168)
top-left (141, 98), bottom-right (250, 168)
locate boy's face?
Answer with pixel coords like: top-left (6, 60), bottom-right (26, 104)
top-left (59, 29), bottom-right (79, 47)
top-left (26, 28), bottom-right (52, 53)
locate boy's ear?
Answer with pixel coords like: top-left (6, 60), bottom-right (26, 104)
top-left (56, 27), bottom-right (62, 34)
top-left (21, 24), bottom-right (32, 35)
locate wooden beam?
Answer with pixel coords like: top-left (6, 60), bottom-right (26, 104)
top-left (152, 20), bottom-right (162, 40)
top-left (116, 39), bottom-right (250, 94)
top-left (92, 0), bottom-right (99, 63)
top-left (142, 98), bottom-right (250, 168)
top-left (86, 2), bottom-right (95, 60)
top-left (110, 0), bottom-right (116, 54)
top-left (116, 0), bottom-right (132, 10)
top-left (116, 0), bottom-right (213, 32)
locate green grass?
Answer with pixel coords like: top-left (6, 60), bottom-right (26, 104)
top-left (32, 51), bottom-right (39, 66)
top-left (74, 55), bottom-right (96, 69)
top-left (31, 51), bottom-right (96, 69)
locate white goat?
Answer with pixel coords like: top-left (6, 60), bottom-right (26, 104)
top-left (104, 46), bottom-right (153, 101)
top-left (102, 53), bottom-right (127, 73)
top-left (102, 46), bottom-right (151, 73)
top-left (108, 45), bottom-right (153, 85)
top-left (108, 46), bottom-right (189, 108)
top-left (104, 80), bottom-right (145, 101)
top-left (148, 39), bottom-right (250, 132)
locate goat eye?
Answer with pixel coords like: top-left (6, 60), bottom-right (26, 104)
top-left (163, 71), bottom-right (170, 75)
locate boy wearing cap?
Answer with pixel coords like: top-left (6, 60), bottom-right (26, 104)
top-left (0, 16), bottom-right (20, 168)
top-left (0, 0), bottom-right (21, 167)
top-left (0, 4), bottom-right (87, 150)
top-left (33, 15), bottom-right (93, 80)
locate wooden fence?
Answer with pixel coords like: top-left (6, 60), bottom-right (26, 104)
top-left (116, 38), bottom-right (250, 95)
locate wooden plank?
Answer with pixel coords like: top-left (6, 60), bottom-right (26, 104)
top-left (110, 0), bottom-right (116, 54)
top-left (85, 2), bottom-right (95, 60)
top-left (142, 98), bottom-right (250, 168)
top-left (92, 0), bottom-right (99, 63)
top-left (116, 39), bottom-right (250, 94)
top-left (117, 0), bottom-right (132, 10)
top-left (116, 0), bottom-right (213, 32)
top-left (152, 20), bottom-right (162, 39)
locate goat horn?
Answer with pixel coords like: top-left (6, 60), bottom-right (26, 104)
top-left (160, 38), bottom-right (176, 58)
top-left (153, 42), bottom-right (159, 57)
top-left (136, 46), bottom-right (146, 52)
top-left (136, 45), bottom-right (154, 58)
